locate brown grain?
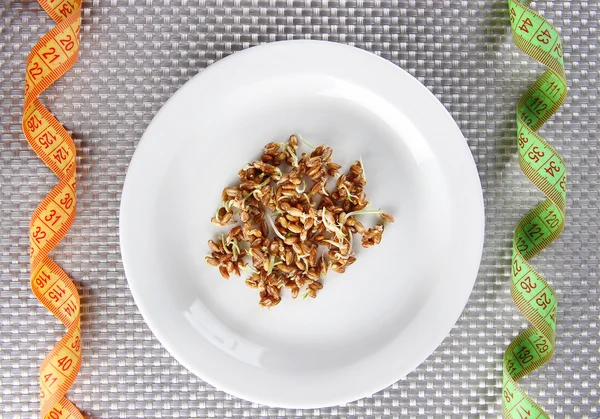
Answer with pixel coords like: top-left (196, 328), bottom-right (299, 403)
top-left (205, 134), bottom-right (393, 307)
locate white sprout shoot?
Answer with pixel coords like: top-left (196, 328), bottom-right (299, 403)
top-left (296, 179), bottom-right (307, 194)
top-left (289, 148), bottom-right (299, 167)
top-left (280, 139), bottom-right (299, 167)
top-left (322, 239), bottom-right (343, 248)
top-left (220, 235), bottom-right (232, 254)
top-left (266, 213), bottom-right (287, 240)
top-left (215, 208), bottom-right (222, 223)
top-left (267, 255), bottom-right (275, 275)
top-left (339, 183), bottom-right (358, 202)
top-left (294, 133), bottom-right (316, 149)
top-left (253, 190), bottom-right (264, 200)
top-left (240, 263), bottom-right (258, 275)
top-left (241, 192), bottom-right (254, 204)
top-left (231, 239), bottom-right (240, 260)
top-left (346, 207), bottom-right (383, 218)
top-left (321, 208), bottom-right (345, 240)
top-left (359, 155), bottom-right (367, 183)
top-left (253, 177), bottom-right (271, 190)
top-left (348, 226), bottom-right (353, 251)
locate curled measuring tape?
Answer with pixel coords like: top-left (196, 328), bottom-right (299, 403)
top-left (503, 1), bottom-right (567, 418)
top-left (22, 0), bottom-right (83, 418)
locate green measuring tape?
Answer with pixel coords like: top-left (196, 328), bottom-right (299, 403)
top-left (503, 1), bottom-right (567, 418)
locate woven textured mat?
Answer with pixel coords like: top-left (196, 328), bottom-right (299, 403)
top-left (1, 1), bottom-right (598, 417)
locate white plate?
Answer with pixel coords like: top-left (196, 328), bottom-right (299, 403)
top-left (120, 40), bottom-right (484, 408)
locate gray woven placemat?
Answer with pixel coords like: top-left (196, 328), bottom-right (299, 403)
top-left (1, 1), bottom-right (598, 418)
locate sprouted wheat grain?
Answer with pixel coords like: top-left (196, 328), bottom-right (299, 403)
top-left (206, 134), bottom-right (393, 308)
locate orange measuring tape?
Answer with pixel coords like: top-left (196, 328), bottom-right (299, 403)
top-left (22, 0), bottom-right (83, 418)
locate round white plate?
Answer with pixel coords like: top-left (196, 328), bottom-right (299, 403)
top-left (120, 40), bottom-right (484, 408)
